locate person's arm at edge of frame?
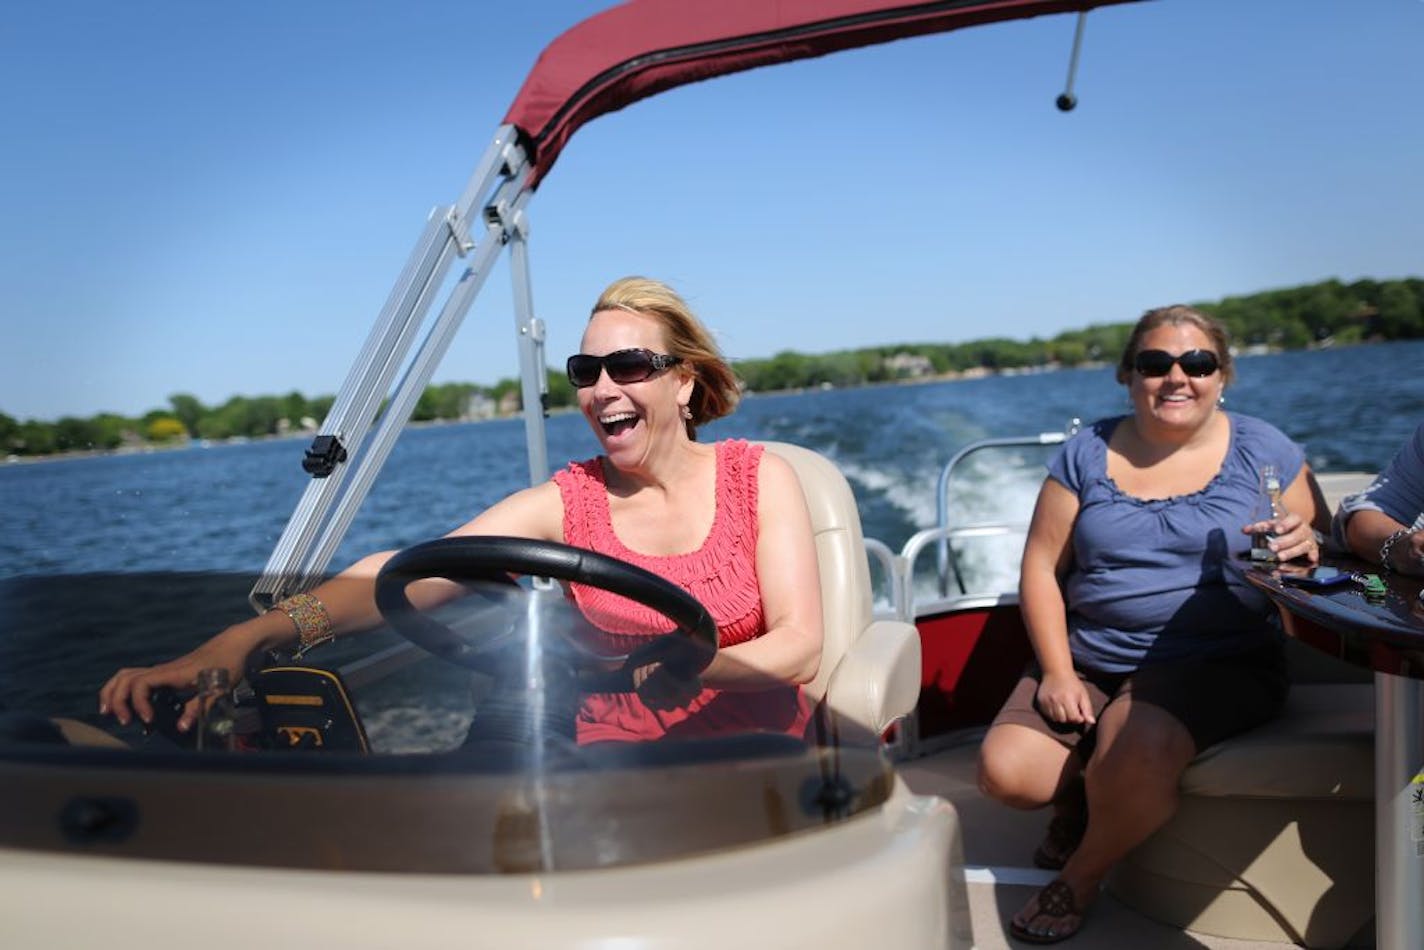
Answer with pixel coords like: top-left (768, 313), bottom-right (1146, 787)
top-left (1018, 477), bottom-right (1095, 726)
top-left (1343, 509), bottom-right (1424, 575)
top-left (1337, 423), bottom-right (1424, 574)
top-left (699, 449), bottom-right (824, 690)
top-left (100, 481), bottom-right (564, 730)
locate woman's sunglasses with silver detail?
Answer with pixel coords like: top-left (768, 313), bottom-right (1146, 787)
top-left (566, 348), bottom-right (683, 388)
top-left (1133, 349), bottom-right (1220, 378)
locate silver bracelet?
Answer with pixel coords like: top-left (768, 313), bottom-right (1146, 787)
top-left (1378, 528), bottom-right (1410, 572)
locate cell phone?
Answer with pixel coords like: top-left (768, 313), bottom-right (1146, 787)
top-left (1279, 566), bottom-right (1354, 589)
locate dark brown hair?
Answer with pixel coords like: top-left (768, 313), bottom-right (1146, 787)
top-left (1115, 304), bottom-right (1235, 385)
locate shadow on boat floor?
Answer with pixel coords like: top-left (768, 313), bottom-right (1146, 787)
top-left (897, 742), bottom-right (1373, 949)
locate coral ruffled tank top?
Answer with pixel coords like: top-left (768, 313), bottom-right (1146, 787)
top-left (553, 439), bottom-right (810, 744)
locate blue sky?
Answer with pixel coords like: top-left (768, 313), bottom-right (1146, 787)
top-left (3, 0), bottom-right (1421, 421)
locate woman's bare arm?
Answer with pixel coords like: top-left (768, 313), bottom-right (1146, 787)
top-left (701, 451), bottom-right (824, 690)
top-left (101, 480), bottom-right (564, 728)
top-left (1018, 477), bottom-right (1093, 724)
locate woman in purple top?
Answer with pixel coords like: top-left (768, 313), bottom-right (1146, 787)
top-left (977, 305), bottom-right (1329, 944)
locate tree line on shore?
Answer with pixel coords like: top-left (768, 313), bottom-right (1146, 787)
top-left (5, 276), bottom-right (1420, 458)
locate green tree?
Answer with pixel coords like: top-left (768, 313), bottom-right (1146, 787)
top-left (546, 370), bottom-right (574, 409)
top-left (1050, 340), bottom-right (1088, 366)
top-left (280, 390), bottom-right (310, 428)
top-left (168, 393), bottom-right (205, 435)
top-left (308, 394), bottom-right (335, 422)
top-left (90, 413), bottom-right (132, 449)
top-left (15, 421), bottom-right (57, 455)
top-left (412, 387), bottom-right (441, 422)
top-left (0, 412), bottom-right (18, 453)
top-left (1377, 282), bottom-right (1423, 339)
top-left (52, 416), bottom-right (102, 452)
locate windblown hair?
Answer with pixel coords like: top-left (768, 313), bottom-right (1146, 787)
top-left (591, 276), bottom-right (741, 437)
top-left (1116, 304), bottom-right (1235, 386)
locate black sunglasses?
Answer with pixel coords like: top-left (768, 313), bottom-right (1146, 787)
top-left (566, 348), bottom-right (682, 388)
top-left (1133, 349), bottom-right (1220, 378)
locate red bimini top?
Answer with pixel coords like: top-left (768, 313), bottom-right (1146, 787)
top-left (503, 0), bottom-right (1144, 188)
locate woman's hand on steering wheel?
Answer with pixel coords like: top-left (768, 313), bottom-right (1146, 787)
top-left (632, 661), bottom-right (703, 711)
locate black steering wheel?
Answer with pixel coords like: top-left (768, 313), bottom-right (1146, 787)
top-left (374, 536), bottom-right (718, 692)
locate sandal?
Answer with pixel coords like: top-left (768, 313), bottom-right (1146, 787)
top-left (1032, 812), bottom-right (1086, 870)
top-left (1009, 878), bottom-right (1087, 944)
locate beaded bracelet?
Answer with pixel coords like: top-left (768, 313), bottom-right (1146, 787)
top-left (1378, 529), bottom-right (1411, 573)
top-left (273, 592), bottom-right (334, 657)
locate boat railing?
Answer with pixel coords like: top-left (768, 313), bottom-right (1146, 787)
top-left (876, 522), bottom-right (1030, 621)
top-left (931, 426), bottom-right (1075, 596)
top-left (869, 424), bottom-right (1078, 621)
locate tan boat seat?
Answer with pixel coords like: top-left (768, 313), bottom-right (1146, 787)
top-left (758, 442), bottom-right (921, 741)
top-left (1108, 670), bottom-right (1374, 949)
top-left (53, 717), bottom-right (131, 749)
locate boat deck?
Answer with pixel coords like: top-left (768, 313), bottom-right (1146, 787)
top-left (899, 742), bottom-right (1373, 949)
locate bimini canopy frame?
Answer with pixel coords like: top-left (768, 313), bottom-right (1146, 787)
top-left (252, 0), bottom-right (1142, 609)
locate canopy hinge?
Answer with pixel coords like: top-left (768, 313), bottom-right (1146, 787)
top-left (443, 207), bottom-right (475, 256)
top-left (485, 197), bottom-right (529, 243)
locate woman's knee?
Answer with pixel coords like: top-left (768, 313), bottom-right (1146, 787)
top-left (976, 746), bottom-right (1022, 803)
top-left (977, 727), bottom-right (1070, 807)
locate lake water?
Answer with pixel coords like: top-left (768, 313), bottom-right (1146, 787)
top-left (5, 339), bottom-right (1422, 578)
top-left (3, 339), bottom-right (1422, 734)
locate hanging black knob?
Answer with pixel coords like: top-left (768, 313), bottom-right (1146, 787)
top-left (1057, 13), bottom-right (1087, 112)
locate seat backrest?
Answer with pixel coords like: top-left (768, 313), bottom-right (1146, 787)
top-left (759, 442), bottom-right (874, 703)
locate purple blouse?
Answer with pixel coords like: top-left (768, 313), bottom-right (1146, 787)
top-left (1049, 413), bottom-right (1305, 673)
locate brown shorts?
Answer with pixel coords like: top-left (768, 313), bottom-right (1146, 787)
top-left (989, 644), bottom-right (1288, 760)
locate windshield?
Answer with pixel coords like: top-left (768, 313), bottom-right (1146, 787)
top-left (0, 570), bottom-right (891, 874)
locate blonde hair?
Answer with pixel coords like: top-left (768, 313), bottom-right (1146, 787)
top-left (590, 277), bottom-right (740, 437)
top-left (1115, 304), bottom-right (1235, 386)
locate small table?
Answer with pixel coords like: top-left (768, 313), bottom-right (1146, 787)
top-left (1238, 556), bottom-right (1424, 950)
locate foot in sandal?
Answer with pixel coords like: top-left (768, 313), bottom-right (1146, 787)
top-left (1009, 877), bottom-right (1095, 944)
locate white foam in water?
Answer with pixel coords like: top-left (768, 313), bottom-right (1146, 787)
top-left (911, 449), bottom-right (1051, 601)
top-left (832, 456), bottom-right (942, 532)
top-left (826, 445), bottom-right (1050, 610)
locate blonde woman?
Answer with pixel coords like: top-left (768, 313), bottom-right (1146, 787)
top-left (102, 277), bottom-right (823, 745)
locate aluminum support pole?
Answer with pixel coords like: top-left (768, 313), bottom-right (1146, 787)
top-left (294, 173), bottom-right (535, 591)
top-left (507, 216), bottom-right (550, 487)
top-left (250, 125), bottom-right (527, 610)
top-left (1374, 672), bottom-right (1424, 950)
top-left (250, 208), bottom-right (462, 610)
